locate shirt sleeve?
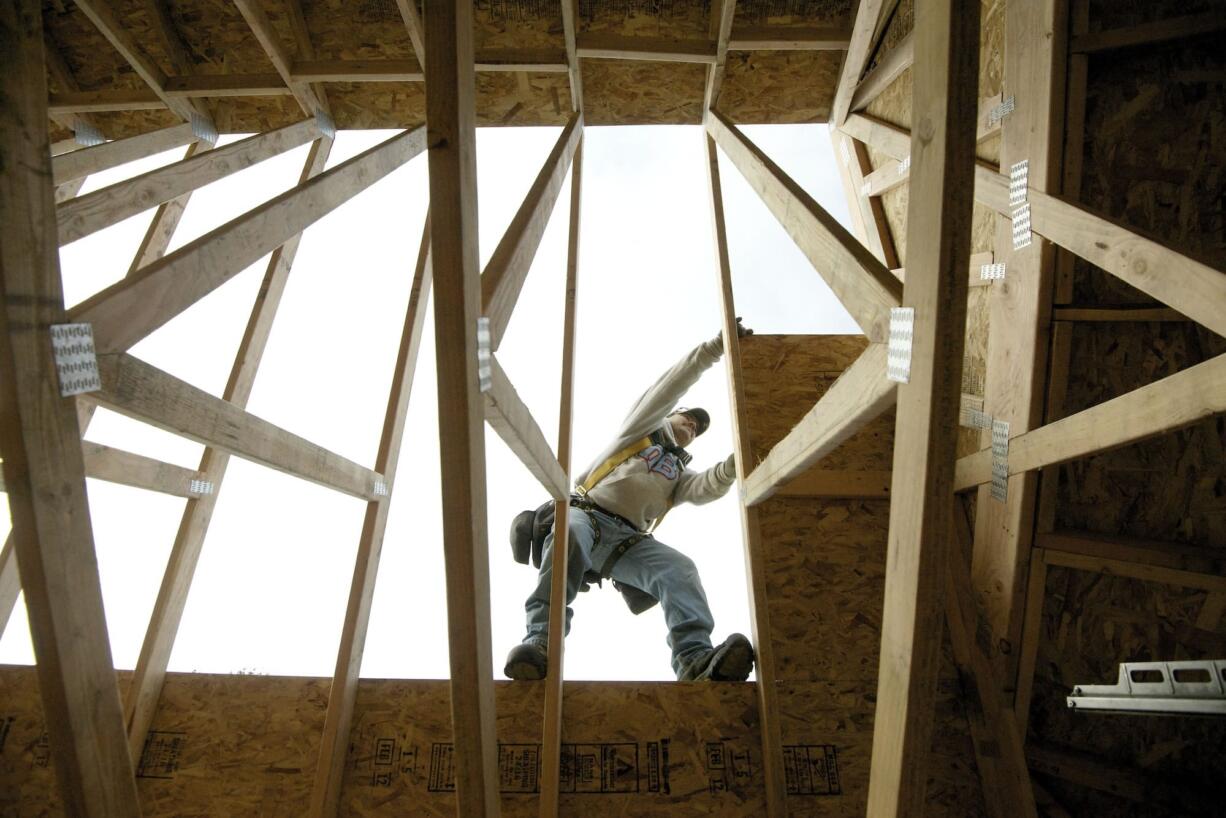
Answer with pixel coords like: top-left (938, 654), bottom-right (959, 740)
top-left (671, 454), bottom-right (736, 507)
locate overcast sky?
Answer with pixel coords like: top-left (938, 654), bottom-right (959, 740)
top-left (0, 122), bottom-right (857, 682)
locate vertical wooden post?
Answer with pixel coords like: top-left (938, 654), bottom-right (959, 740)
top-left (705, 134), bottom-right (787, 818)
top-left (866, 0), bottom-right (979, 814)
top-left (0, 2), bottom-right (142, 814)
top-left (539, 138), bottom-right (583, 818)
top-left (425, 0), bottom-right (503, 813)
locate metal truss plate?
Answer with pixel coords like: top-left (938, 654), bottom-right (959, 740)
top-left (50, 323), bottom-right (101, 397)
top-left (886, 307), bottom-right (914, 384)
top-left (963, 408), bottom-right (993, 431)
top-left (897, 156), bottom-right (911, 176)
top-left (189, 479), bottom-right (214, 495)
top-left (374, 479), bottom-right (388, 497)
top-left (1009, 160), bottom-right (1030, 207)
top-left (476, 317), bottom-right (492, 393)
top-left (316, 110), bottom-right (337, 140)
top-left (1069, 660), bottom-right (1226, 716)
top-left (988, 95), bottom-right (1015, 126)
top-left (74, 121), bottom-right (105, 147)
top-left (1011, 204), bottom-right (1032, 250)
top-left (990, 418), bottom-right (1009, 501)
top-left (190, 112), bottom-right (218, 145)
top-left (980, 262), bottom-right (1006, 281)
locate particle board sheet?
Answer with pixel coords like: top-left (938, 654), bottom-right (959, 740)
top-left (718, 51), bottom-right (842, 125)
top-left (1022, 565), bottom-right (1226, 817)
top-left (0, 666), bottom-right (969, 816)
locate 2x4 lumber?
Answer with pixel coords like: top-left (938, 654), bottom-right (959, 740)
top-left (424, 0), bottom-right (503, 809)
top-left (309, 215), bottom-right (433, 818)
top-left (841, 111), bottom-right (910, 160)
top-left (836, 131), bottom-right (900, 268)
top-left (483, 357), bottom-right (569, 501)
top-left (849, 29), bottom-right (914, 114)
top-left (830, 0), bottom-right (888, 126)
top-left (42, 32), bottom-right (103, 136)
top-left (76, 442), bottom-right (204, 498)
top-left (0, 3), bottom-right (142, 812)
top-left (954, 351), bottom-right (1226, 491)
top-left (164, 73), bottom-right (289, 96)
top-left (392, 0), bottom-right (426, 69)
top-left (73, 0), bottom-right (204, 122)
top-left (1038, 530), bottom-right (1226, 578)
top-left (70, 125), bottom-right (426, 355)
top-left (51, 121), bottom-right (197, 185)
top-left (943, 506), bottom-right (1037, 818)
top-left (576, 32), bottom-right (718, 64)
top-left (742, 344), bottom-right (896, 507)
top-left (142, 0), bottom-right (193, 76)
top-left (706, 133), bottom-right (787, 818)
top-left (1052, 306), bottom-right (1188, 322)
top-left (1070, 11), bottom-right (1226, 55)
top-left (703, 0), bottom-right (737, 112)
top-left (892, 251), bottom-right (995, 287)
top-left (481, 113), bottom-right (582, 349)
top-left (125, 141), bottom-right (208, 274)
top-left (1012, 546), bottom-right (1047, 741)
top-left (540, 138), bottom-right (583, 818)
top-left (1039, 547), bottom-right (1226, 594)
top-left (58, 118), bottom-right (320, 245)
top-left (293, 59), bottom-right (423, 83)
top-left (706, 109), bottom-right (902, 342)
top-left (727, 25), bottom-right (851, 51)
top-left (973, 166), bottom-right (1226, 339)
top-left (866, 0), bottom-right (979, 812)
top-left (123, 137), bottom-right (334, 757)
top-left (49, 89), bottom-right (167, 113)
top-left (775, 468), bottom-right (892, 499)
top-left (559, 0), bottom-right (582, 110)
top-left (232, 0), bottom-right (325, 117)
top-left (91, 352), bottom-right (384, 501)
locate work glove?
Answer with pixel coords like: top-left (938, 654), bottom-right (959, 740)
top-left (713, 317), bottom-right (754, 346)
top-left (714, 452), bottom-right (737, 484)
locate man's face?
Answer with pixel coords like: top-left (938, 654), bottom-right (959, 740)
top-left (668, 412), bottom-right (698, 447)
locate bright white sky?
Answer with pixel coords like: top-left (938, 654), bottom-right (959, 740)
top-left (0, 122), bottom-right (857, 682)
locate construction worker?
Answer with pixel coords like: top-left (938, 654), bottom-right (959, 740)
top-left (505, 322), bottom-right (755, 682)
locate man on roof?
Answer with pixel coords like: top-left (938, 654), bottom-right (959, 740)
top-left (505, 321), bottom-right (755, 682)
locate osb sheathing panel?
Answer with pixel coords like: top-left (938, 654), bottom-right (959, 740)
top-left (1022, 566), bottom-right (1226, 817)
top-left (1, 666), bottom-right (973, 816)
top-left (718, 51), bottom-right (842, 125)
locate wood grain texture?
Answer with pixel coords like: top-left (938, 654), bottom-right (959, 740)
top-left (483, 356), bottom-right (569, 501)
top-left (51, 121), bottom-right (197, 184)
top-left (830, 0), bottom-right (887, 125)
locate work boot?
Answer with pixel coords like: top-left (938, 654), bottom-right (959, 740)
top-left (504, 639), bottom-right (548, 681)
top-left (678, 633), bottom-right (755, 681)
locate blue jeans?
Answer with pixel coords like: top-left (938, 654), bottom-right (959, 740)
top-left (524, 506), bottom-right (716, 678)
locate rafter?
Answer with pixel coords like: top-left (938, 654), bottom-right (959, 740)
top-left (484, 356), bottom-right (569, 500)
top-left (232, 0), bottom-right (326, 117)
top-left (51, 121), bottom-right (198, 184)
top-left (830, 0), bottom-right (888, 126)
top-left (703, 0), bottom-right (737, 112)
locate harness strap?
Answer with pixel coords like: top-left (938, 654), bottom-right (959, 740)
top-left (575, 436), bottom-right (652, 496)
top-left (598, 533), bottom-right (648, 579)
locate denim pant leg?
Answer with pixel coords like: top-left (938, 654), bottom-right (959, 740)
top-left (524, 508), bottom-right (597, 644)
top-left (608, 536), bottom-right (715, 678)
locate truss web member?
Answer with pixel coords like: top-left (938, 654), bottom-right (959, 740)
top-left (506, 323), bottom-right (755, 682)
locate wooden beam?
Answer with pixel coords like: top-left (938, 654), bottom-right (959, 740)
top-left (58, 118), bottom-right (319, 245)
top-left (892, 251), bottom-right (995, 288)
top-left (841, 111), bottom-right (911, 160)
top-left (91, 353), bottom-right (383, 501)
top-left (51, 121), bottom-right (197, 184)
top-left (125, 141), bottom-right (209, 273)
top-left (830, 0), bottom-right (887, 126)
top-left (480, 113), bottom-right (582, 349)
top-left (835, 131), bottom-right (900, 268)
top-left (776, 468), bottom-right (893, 498)
top-left (483, 357), bottom-right (569, 501)
top-left (703, 0), bottom-right (737, 112)
top-left (559, 0), bottom-right (583, 111)
top-left (955, 351), bottom-right (1226, 491)
top-left (1012, 545), bottom-right (1048, 741)
top-left (292, 59), bottom-right (424, 83)
top-left (539, 137), bottom-right (582, 818)
top-left (974, 165), bottom-right (1226, 338)
top-left (576, 33), bottom-right (717, 64)
top-left (69, 125), bottom-right (425, 354)
top-left (706, 134), bottom-right (787, 818)
top-left (141, 0), bottom-right (193, 75)
top-left (727, 25), bottom-right (851, 51)
top-left (1070, 12), bottom-right (1226, 54)
top-left (122, 137), bottom-right (334, 757)
top-left (706, 109), bottom-right (902, 341)
top-left (282, 0), bottom-right (332, 119)
top-left (72, 0), bottom-right (205, 122)
top-left (392, 0), bottom-right (426, 70)
top-left (944, 505), bottom-right (1038, 818)
top-left (75, 442), bottom-right (204, 498)
top-left (849, 29), bottom-right (914, 114)
top-left (1039, 547), bottom-right (1226, 594)
top-left (0, 3), bottom-right (142, 811)
top-left (309, 215), bottom-right (433, 818)
top-left (1038, 530), bottom-right (1226, 577)
top-left (0, 533), bottom-right (19, 638)
top-left (42, 30), bottom-right (104, 136)
top-left (1051, 306), bottom-right (1189, 322)
top-left (424, 0), bottom-right (503, 809)
top-left (48, 89), bottom-right (166, 113)
top-left (743, 344), bottom-right (896, 507)
top-left (232, 0), bottom-right (325, 117)
top-left (163, 73), bottom-right (290, 96)
top-left (866, 0), bottom-right (979, 812)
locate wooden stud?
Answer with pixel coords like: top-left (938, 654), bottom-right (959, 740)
top-left (1012, 545), bottom-right (1047, 741)
top-left (292, 59), bottom-right (424, 83)
top-left (424, 0), bottom-right (502, 809)
top-left (539, 136), bottom-right (583, 818)
top-left (839, 131), bottom-right (901, 268)
top-left (577, 33), bottom-right (718, 64)
top-left (892, 251), bottom-right (996, 288)
top-left (125, 142), bottom-right (211, 274)
top-left (123, 137), bottom-right (334, 756)
top-left (42, 30), bottom-right (103, 137)
top-left (840, 111), bottom-right (911, 160)
top-left (1040, 548), bottom-right (1226, 594)
top-left (706, 133), bottom-right (787, 818)
top-left (309, 214), bottom-right (433, 818)
top-left (392, 0), bottom-right (426, 71)
top-left (775, 468), bottom-right (893, 499)
top-left (283, 0), bottom-right (332, 118)
top-left (742, 344), bottom-right (896, 507)
top-left (51, 121), bottom-right (198, 185)
top-left (727, 25), bottom-right (851, 51)
top-left (91, 353), bottom-right (383, 501)
top-left (830, 0), bottom-right (888, 126)
top-left (483, 355), bottom-right (569, 501)
top-left (849, 29), bottom-right (914, 114)
top-left (702, 0), bottom-right (737, 112)
top-left (866, 0), bottom-right (979, 813)
top-left (559, 0), bottom-right (583, 111)
top-left (58, 118), bottom-right (320, 245)
top-left (706, 109), bottom-right (902, 342)
top-left (69, 126), bottom-right (426, 354)
top-left (232, 0), bottom-right (325, 117)
top-left (1050, 306), bottom-right (1189, 322)
top-left (0, 3), bottom-right (142, 812)
top-left (480, 112), bottom-right (582, 349)
top-left (1070, 11), bottom-right (1226, 54)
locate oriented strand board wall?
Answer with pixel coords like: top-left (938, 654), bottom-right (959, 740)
top-left (739, 334), bottom-right (986, 817)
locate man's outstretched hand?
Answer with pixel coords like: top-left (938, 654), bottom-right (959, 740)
top-left (717, 317), bottom-right (754, 344)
